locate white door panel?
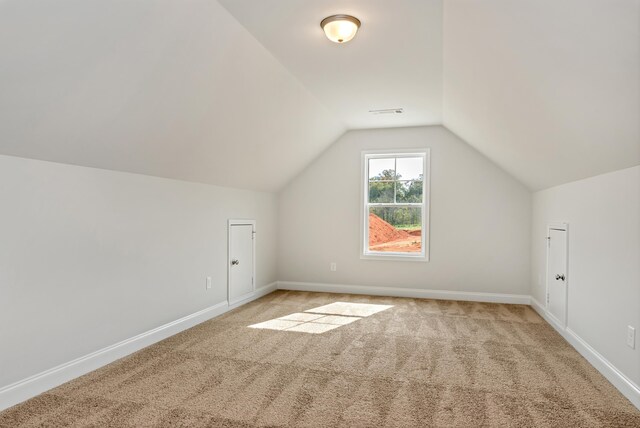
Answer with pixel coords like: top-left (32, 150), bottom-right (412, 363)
top-left (547, 227), bottom-right (568, 327)
top-left (229, 223), bottom-right (254, 304)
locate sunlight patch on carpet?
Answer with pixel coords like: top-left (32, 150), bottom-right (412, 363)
top-left (305, 302), bottom-right (394, 317)
top-left (248, 302), bottom-right (393, 334)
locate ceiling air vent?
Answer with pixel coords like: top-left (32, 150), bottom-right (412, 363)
top-left (369, 108), bottom-right (404, 115)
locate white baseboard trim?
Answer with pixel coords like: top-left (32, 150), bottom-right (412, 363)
top-left (277, 281), bottom-right (531, 305)
top-left (529, 297), bottom-right (566, 332)
top-left (529, 296), bottom-right (546, 318)
top-left (4, 284), bottom-right (636, 413)
top-left (530, 298), bottom-right (640, 410)
top-left (0, 282), bottom-right (278, 412)
top-left (229, 281), bottom-right (278, 309)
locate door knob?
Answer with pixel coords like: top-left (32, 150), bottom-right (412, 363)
top-left (555, 274), bottom-right (565, 281)
top-left (231, 259), bottom-right (239, 266)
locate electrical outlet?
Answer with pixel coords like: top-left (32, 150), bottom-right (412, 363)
top-left (206, 276), bottom-right (212, 290)
top-left (330, 262), bottom-right (337, 272)
top-left (627, 326), bottom-right (635, 349)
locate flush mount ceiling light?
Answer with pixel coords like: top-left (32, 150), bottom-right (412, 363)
top-left (320, 14), bottom-right (361, 44)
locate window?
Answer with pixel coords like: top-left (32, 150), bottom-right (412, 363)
top-left (362, 150), bottom-right (429, 260)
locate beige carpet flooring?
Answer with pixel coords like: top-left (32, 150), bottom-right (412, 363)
top-left (1, 290), bottom-right (639, 427)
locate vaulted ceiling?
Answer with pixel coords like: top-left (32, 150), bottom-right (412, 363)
top-left (0, 0), bottom-right (638, 191)
top-left (221, 0), bottom-right (640, 191)
top-left (442, 0), bottom-right (640, 190)
top-left (0, 0), bottom-right (345, 192)
top-left (219, 0), bottom-right (443, 130)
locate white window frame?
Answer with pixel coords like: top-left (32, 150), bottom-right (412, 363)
top-left (361, 149), bottom-right (430, 261)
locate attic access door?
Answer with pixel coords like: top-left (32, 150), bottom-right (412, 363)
top-left (546, 224), bottom-right (568, 329)
top-left (228, 220), bottom-right (256, 306)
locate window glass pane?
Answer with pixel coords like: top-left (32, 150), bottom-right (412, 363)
top-left (369, 181), bottom-right (394, 203)
top-left (368, 158), bottom-right (395, 180)
top-left (396, 157), bottom-right (423, 180)
top-left (369, 207), bottom-right (422, 253)
top-left (396, 180), bottom-right (423, 203)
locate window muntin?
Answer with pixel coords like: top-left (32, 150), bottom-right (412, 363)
top-left (363, 151), bottom-right (429, 260)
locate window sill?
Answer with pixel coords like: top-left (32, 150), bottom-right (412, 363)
top-left (361, 253), bottom-right (429, 262)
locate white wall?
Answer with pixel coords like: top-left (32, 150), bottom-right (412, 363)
top-left (0, 154), bottom-right (277, 388)
top-left (531, 166), bottom-right (640, 387)
top-left (278, 126), bottom-right (531, 295)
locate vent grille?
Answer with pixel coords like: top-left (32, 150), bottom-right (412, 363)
top-left (369, 108), bottom-right (404, 115)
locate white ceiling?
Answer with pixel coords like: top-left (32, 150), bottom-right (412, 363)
top-left (219, 0), bottom-right (443, 130)
top-left (0, 0), bottom-right (345, 192)
top-left (443, 0), bottom-right (640, 190)
top-left (0, 0), bottom-right (637, 191)
top-left (220, 0), bottom-right (639, 190)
